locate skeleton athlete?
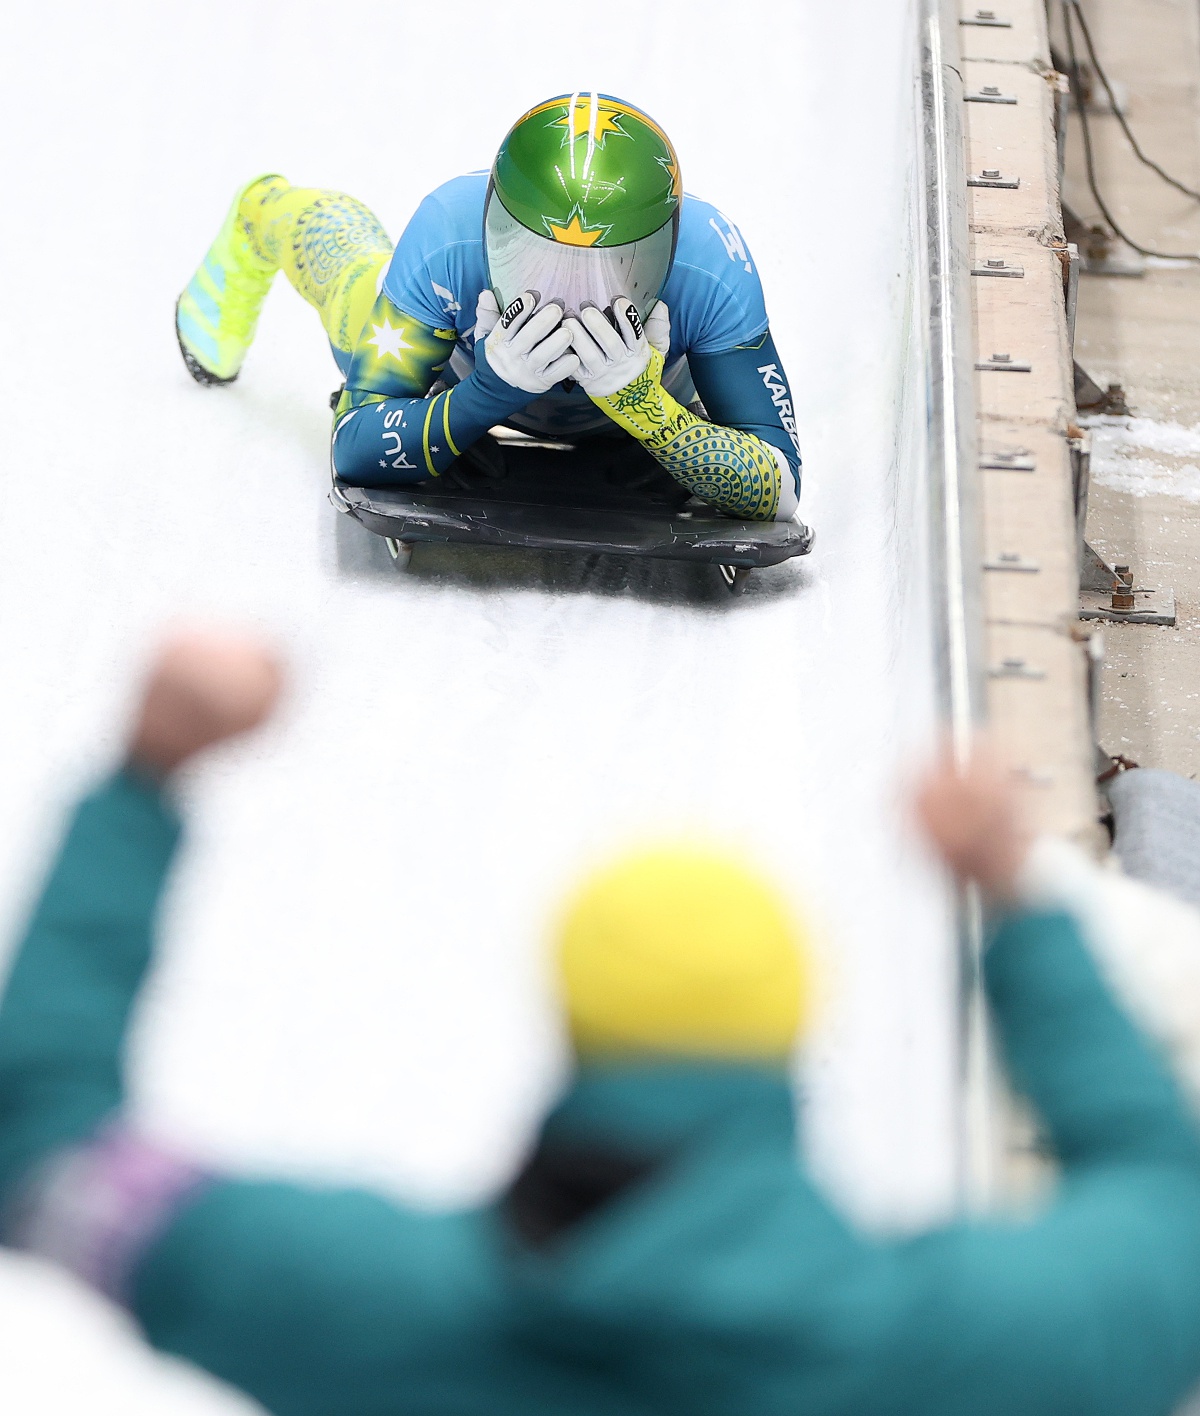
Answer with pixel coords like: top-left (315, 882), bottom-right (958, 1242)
top-left (176, 92), bottom-right (804, 524)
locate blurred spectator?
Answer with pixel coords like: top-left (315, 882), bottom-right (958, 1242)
top-left (2, 632), bottom-right (1200, 1416)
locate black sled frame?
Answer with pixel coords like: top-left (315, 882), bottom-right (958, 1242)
top-left (329, 429), bottom-right (814, 594)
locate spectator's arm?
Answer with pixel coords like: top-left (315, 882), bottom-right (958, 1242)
top-left (862, 906), bottom-right (1200, 1416)
top-left (988, 906), bottom-right (1200, 1170)
top-left (0, 772), bottom-right (181, 1208)
top-left (0, 631), bottom-right (280, 1218)
top-left (867, 752), bottom-right (1200, 1414)
top-left (130, 1179), bottom-right (476, 1410)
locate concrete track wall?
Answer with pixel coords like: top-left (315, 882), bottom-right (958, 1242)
top-left (941, 0), bottom-right (1100, 1196)
top-left (957, 0), bottom-right (1097, 842)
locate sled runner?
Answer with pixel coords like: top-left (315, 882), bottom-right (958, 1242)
top-left (330, 428), bottom-right (814, 595)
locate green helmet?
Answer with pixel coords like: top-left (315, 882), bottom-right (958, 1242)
top-left (485, 92), bottom-right (682, 321)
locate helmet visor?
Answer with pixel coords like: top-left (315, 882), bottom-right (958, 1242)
top-left (485, 187), bottom-right (676, 323)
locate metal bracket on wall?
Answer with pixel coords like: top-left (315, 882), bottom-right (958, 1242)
top-left (1080, 541), bottom-right (1116, 594)
top-left (1062, 200), bottom-right (1145, 277)
top-left (989, 658), bottom-right (1046, 680)
top-left (976, 353), bottom-right (1032, 372)
top-left (985, 552), bottom-right (1041, 572)
top-left (1061, 242), bottom-right (1080, 352)
top-left (972, 257), bottom-right (1024, 277)
top-left (1074, 365), bottom-right (1131, 415)
top-left (968, 168), bottom-right (1020, 189)
top-left (1079, 544), bottom-right (1176, 625)
top-left (1071, 361), bottom-right (1135, 413)
top-left (1069, 430), bottom-right (1091, 566)
top-left (981, 447), bottom-right (1036, 471)
top-left (966, 87), bottom-right (1018, 104)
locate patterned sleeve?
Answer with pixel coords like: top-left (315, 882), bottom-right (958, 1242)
top-left (5, 1123), bottom-right (210, 1307)
top-left (338, 184), bottom-right (474, 407)
top-left (340, 291), bottom-right (457, 405)
top-left (588, 347), bottom-right (799, 523)
top-left (688, 332), bottom-right (802, 482)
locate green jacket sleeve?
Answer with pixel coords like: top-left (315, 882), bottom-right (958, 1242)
top-left (870, 909), bottom-right (1200, 1416)
top-left (131, 1180), bottom-right (490, 1413)
top-left (0, 771), bottom-right (180, 1207)
top-left (986, 907), bottom-right (1200, 1170)
top-left (0, 770), bottom-right (487, 1412)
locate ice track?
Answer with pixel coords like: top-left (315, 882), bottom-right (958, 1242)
top-left (0, 3), bottom-right (953, 1408)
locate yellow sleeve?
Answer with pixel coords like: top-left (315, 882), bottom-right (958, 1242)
top-left (588, 349), bottom-right (791, 522)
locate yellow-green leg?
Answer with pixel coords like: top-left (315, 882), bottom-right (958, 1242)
top-left (176, 177), bottom-right (393, 383)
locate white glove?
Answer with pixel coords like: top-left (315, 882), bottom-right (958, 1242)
top-left (476, 289), bottom-right (579, 395)
top-left (566, 298), bottom-right (671, 398)
top-left (473, 288), bottom-right (501, 343)
top-left (645, 300), bottom-right (671, 356)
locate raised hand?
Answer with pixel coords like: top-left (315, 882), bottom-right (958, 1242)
top-left (914, 745), bottom-right (1030, 904)
top-left (127, 628), bottom-right (284, 780)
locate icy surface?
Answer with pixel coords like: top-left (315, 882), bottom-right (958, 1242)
top-left (0, 1), bottom-right (952, 1408)
top-left (1086, 415), bottom-right (1200, 501)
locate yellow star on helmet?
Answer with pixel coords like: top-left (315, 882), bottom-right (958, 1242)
top-left (545, 211), bottom-right (607, 247)
top-left (553, 97), bottom-right (627, 145)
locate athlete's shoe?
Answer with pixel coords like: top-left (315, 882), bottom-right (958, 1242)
top-left (175, 174), bottom-right (286, 385)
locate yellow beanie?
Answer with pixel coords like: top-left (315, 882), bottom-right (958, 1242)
top-left (556, 843), bottom-right (812, 1060)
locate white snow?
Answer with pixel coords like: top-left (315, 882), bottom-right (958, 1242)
top-left (0, 1), bottom-right (952, 1409)
top-left (1086, 415), bottom-right (1200, 500)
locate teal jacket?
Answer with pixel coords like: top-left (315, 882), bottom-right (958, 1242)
top-left (4, 773), bottom-right (1200, 1416)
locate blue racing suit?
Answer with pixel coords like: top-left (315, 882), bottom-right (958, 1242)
top-left (330, 175), bottom-right (803, 521)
